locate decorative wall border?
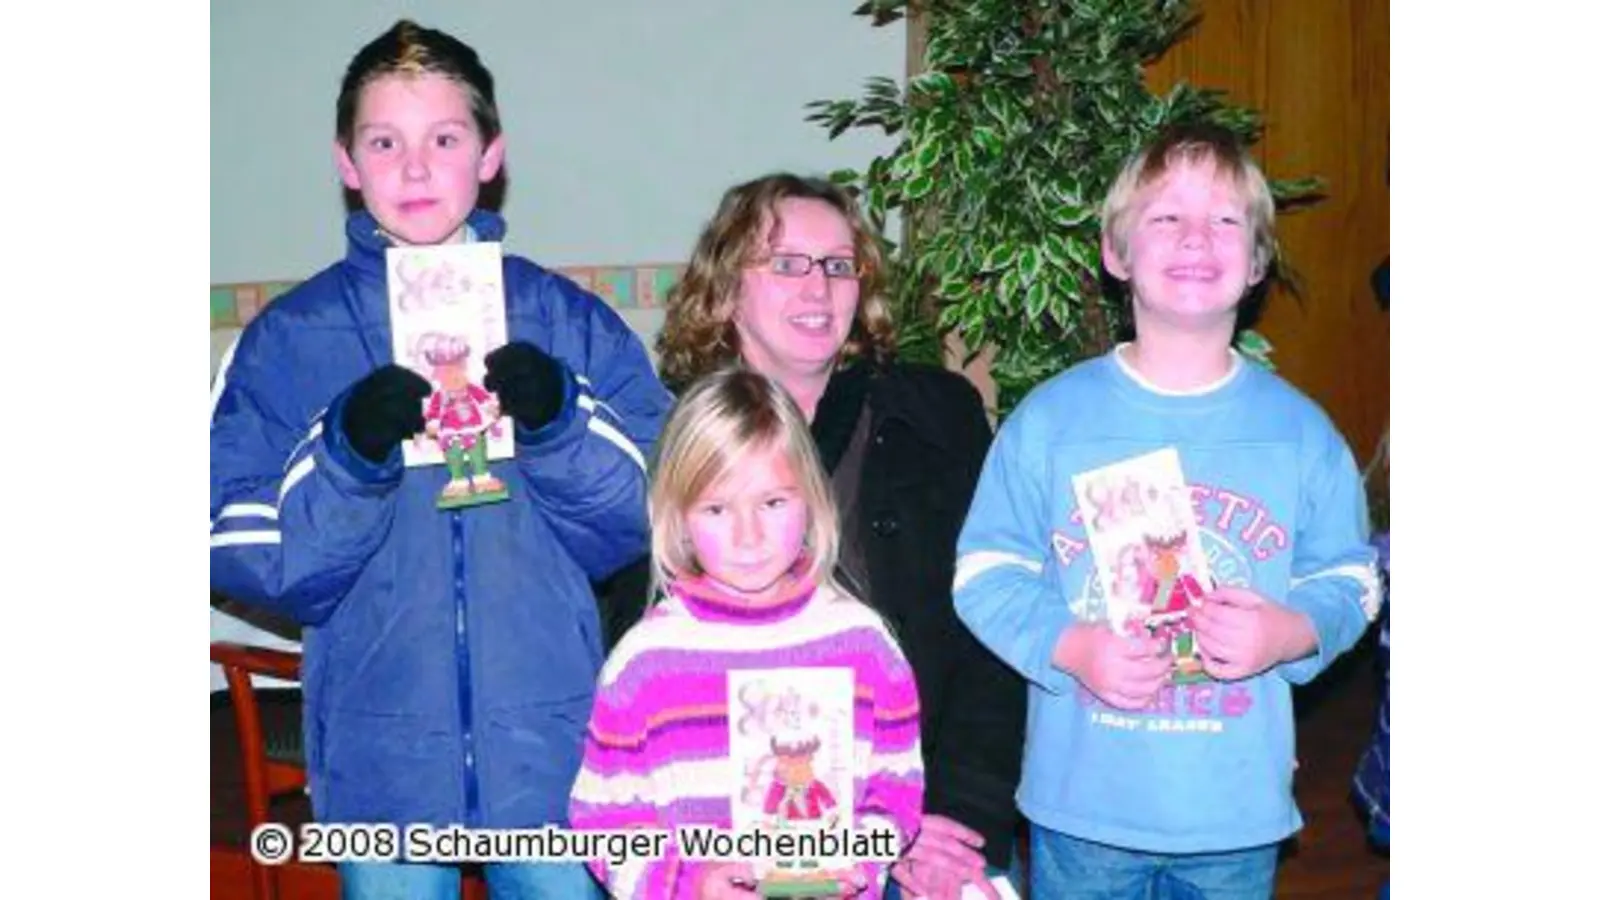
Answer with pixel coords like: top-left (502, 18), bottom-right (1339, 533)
top-left (211, 263), bottom-right (686, 330)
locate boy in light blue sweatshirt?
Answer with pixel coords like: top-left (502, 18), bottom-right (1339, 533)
top-left (952, 123), bottom-right (1380, 899)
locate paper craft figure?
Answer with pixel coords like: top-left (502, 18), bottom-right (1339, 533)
top-left (1072, 448), bottom-right (1214, 683)
top-left (764, 734), bottom-right (840, 827)
top-left (1137, 530), bottom-right (1208, 681)
top-left (414, 332), bottom-right (509, 509)
top-left (729, 668), bottom-right (855, 898)
top-left (386, 242), bottom-right (513, 510)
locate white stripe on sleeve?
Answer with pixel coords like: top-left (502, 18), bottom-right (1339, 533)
top-left (1290, 561), bottom-right (1383, 621)
top-left (952, 551), bottom-right (1044, 592)
top-left (210, 530), bottom-right (283, 548)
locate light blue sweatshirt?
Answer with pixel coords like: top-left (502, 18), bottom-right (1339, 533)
top-left (952, 347), bottom-right (1379, 854)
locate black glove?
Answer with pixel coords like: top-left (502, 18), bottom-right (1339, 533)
top-left (484, 342), bottom-right (566, 432)
top-left (340, 364), bottom-right (431, 464)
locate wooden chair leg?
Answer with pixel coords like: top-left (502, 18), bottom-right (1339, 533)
top-left (221, 663), bottom-right (280, 900)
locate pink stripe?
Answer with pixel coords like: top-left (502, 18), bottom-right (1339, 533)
top-left (871, 717), bottom-right (921, 754)
top-left (581, 716), bottom-right (730, 778)
top-left (610, 626), bottom-right (905, 697)
top-left (568, 798), bottom-right (662, 832)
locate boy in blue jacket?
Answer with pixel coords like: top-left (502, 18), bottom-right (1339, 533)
top-left (953, 124), bottom-right (1380, 899)
top-left (209, 19), bottom-right (671, 898)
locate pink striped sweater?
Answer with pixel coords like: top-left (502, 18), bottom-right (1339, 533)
top-left (568, 573), bottom-right (924, 899)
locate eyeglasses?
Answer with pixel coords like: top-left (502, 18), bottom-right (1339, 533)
top-left (756, 253), bottom-right (861, 280)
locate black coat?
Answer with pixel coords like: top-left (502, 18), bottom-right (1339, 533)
top-left (825, 361), bottom-right (1026, 868)
top-left (594, 361), bottom-right (1026, 868)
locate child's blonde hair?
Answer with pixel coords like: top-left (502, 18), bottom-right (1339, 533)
top-left (1100, 122), bottom-right (1277, 279)
top-left (648, 368), bottom-right (842, 601)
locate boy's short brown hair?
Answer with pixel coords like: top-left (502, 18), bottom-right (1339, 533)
top-left (335, 20), bottom-right (500, 148)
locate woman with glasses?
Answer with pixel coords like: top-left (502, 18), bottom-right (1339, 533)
top-left (603, 173), bottom-right (1026, 899)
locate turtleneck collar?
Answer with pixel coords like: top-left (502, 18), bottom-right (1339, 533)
top-left (667, 567), bottom-right (819, 626)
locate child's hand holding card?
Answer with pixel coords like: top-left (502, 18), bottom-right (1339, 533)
top-left (1071, 448), bottom-right (1214, 683)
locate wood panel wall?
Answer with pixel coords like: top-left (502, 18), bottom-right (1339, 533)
top-left (1144, 0), bottom-right (1391, 466)
top-left (912, 0), bottom-right (1391, 466)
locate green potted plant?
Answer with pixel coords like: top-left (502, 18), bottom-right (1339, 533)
top-left (808, 0), bottom-right (1321, 415)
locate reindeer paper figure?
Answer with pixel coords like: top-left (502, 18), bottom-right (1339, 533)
top-left (413, 331), bottom-right (509, 509)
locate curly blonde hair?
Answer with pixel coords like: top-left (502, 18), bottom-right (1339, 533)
top-left (656, 174), bottom-right (896, 392)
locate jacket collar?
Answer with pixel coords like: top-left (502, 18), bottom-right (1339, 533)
top-left (341, 208), bottom-right (508, 282)
top-left (810, 360), bottom-right (872, 473)
top-left (810, 359), bottom-right (961, 468)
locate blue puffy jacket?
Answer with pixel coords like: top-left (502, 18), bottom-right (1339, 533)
top-left (209, 209), bottom-right (672, 829)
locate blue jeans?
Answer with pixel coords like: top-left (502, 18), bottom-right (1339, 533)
top-left (339, 860), bottom-right (601, 900)
top-left (1030, 826), bottom-right (1278, 900)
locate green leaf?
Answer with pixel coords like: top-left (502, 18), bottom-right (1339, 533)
top-left (980, 89), bottom-right (1010, 129)
top-left (981, 242), bottom-right (1019, 273)
top-left (1053, 177), bottom-right (1084, 208)
top-left (1140, 96), bottom-right (1165, 128)
top-left (908, 71), bottom-right (955, 98)
top-left (1234, 329), bottom-right (1276, 370)
top-left (1041, 232), bottom-right (1071, 270)
top-left (936, 296), bottom-right (965, 330)
top-left (1052, 268), bottom-right (1085, 308)
top-left (934, 246), bottom-right (965, 280)
top-left (1065, 237), bottom-right (1101, 274)
top-left (1052, 204), bottom-right (1095, 228)
top-left (889, 149), bottom-right (917, 181)
top-left (1269, 176), bottom-right (1326, 202)
top-left (952, 143), bottom-right (974, 181)
top-left (1024, 278), bottom-right (1050, 323)
top-left (998, 268), bottom-right (1023, 311)
top-left (1018, 245), bottom-right (1043, 286)
top-left (973, 127), bottom-right (1004, 158)
top-left (903, 172), bottom-right (936, 201)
